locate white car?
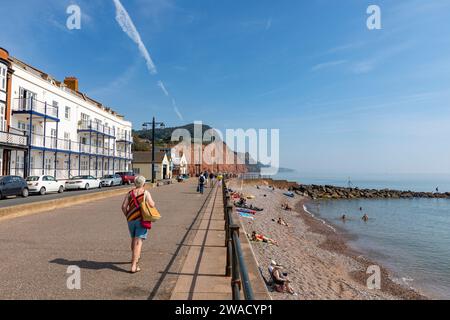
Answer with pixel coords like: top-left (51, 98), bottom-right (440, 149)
top-left (65, 175), bottom-right (102, 190)
top-left (26, 175), bottom-right (65, 195)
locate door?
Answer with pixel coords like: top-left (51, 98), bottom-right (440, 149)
top-left (1, 176), bottom-right (13, 196)
top-left (11, 176), bottom-right (22, 195)
top-left (43, 176), bottom-right (58, 192)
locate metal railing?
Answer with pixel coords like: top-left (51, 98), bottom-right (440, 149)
top-left (13, 98), bottom-right (59, 118)
top-left (11, 131), bottom-right (132, 159)
top-left (78, 120), bottom-right (114, 136)
top-left (0, 130), bottom-right (28, 147)
top-left (222, 180), bottom-right (254, 300)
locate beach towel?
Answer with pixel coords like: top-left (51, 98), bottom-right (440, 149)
top-left (236, 208), bottom-right (257, 214)
top-left (239, 212), bottom-right (254, 219)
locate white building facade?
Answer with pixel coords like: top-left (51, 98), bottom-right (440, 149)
top-left (0, 48), bottom-right (133, 179)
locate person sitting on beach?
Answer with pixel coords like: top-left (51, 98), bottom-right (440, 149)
top-left (270, 263), bottom-right (296, 295)
top-left (277, 217), bottom-right (289, 227)
top-left (362, 214), bottom-right (369, 222)
top-left (281, 203), bottom-right (292, 211)
top-left (251, 231), bottom-right (278, 246)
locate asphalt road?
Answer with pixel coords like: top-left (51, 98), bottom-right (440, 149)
top-left (0, 184), bottom-right (130, 208)
top-left (0, 180), bottom-right (215, 299)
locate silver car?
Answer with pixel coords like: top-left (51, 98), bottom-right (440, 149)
top-left (101, 174), bottom-right (123, 187)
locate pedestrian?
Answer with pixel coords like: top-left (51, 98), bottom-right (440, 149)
top-left (209, 172), bottom-right (215, 187)
top-left (198, 174), bottom-right (206, 194)
top-left (121, 175), bottom-right (155, 273)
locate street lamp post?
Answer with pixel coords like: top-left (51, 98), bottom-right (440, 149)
top-left (143, 117), bottom-right (165, 183)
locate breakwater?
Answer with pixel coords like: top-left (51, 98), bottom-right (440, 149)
top-left (294, 184), bottom-right (450, 200)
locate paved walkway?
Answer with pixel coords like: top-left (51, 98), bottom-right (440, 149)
top-left (170, 183), bottom-right (231, 299)
top-left (0, 180), bottom-right (215, 299)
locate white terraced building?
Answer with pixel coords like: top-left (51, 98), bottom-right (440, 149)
top-left (0, 47), bottom-right (133, 179)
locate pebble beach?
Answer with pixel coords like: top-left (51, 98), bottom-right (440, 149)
top-left (228, 180), bottom-right (426, 300)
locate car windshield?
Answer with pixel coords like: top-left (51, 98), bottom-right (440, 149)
top-left (103, 175), bottom-right (114, 179)
top-left (26, 176), bottom-right (40, 181)
top-left (71, 176), bottom-right (89, 180)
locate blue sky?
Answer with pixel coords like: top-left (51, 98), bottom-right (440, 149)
top-left (1, 0), bottom-right (450, 175)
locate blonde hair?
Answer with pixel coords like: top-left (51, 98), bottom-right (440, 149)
top-left (135, 176), bottom-right (146, 188)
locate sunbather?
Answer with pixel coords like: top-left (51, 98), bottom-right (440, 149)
top-left (269, 262), bottom-right (296, 295)
top-left (277, 217), bottom-right (289, 227)
top-left (281, 203), bottom-right (292, 211)
top-left (251, 231), bottom-right (278, 246)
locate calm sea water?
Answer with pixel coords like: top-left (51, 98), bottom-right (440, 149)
top-left (274, 172), bottom-right (450, 193)
top-left (274, 172), bottom-right (450, 299)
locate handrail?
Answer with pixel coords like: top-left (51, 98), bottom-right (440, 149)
top-left (223, 179), bottom-right (255, 300)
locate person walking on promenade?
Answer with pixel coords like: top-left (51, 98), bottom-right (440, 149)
top-left (217, 174), bottom-right (223, 187)
top-left (198, 174), bottom-right (206, 194)
top-left (209, 172), bottom-right (215, 187)
top-left (121, 176), bottom-right (155, 273)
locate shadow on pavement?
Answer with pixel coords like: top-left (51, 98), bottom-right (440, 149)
top-left (49, 258), bottom-right (130, 273)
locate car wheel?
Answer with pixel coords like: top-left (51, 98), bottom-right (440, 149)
top-left (39, 187), bottom-right (46, 195)
top-left (22, 188), bottom-right (29, 198)
top-left (0, 191), bottom-right (3, 200)
top-left (58, 186), bottom-right (64, 193)
top-left (85, 183), bottom-right (90, 190)
top-left (110, 182), bottom-right (113, 187)
top-left (99, 183), bottom-right (102, 189)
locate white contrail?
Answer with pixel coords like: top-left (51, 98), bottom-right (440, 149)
top-left (172, 99), bottom-right (184, 121)
top-left (157, 80), bottom-right (169, 96)
top-left (112, 0), bottom-right (157, 74)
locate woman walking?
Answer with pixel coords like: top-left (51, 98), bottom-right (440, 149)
top-left (121, 176), bottom-right (155, 273)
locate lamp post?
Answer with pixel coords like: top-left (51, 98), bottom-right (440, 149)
top-left (143, 117), bottom-right (165, 183)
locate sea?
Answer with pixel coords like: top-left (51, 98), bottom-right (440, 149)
top-left (274, 172), bottom-right (450, 299)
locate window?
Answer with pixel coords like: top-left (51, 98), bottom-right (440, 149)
top-left (45, 158), bottom-right (52, 171)
top-left (19, 88), bottom-right (37, 110)
top-left (0, 102), bottom-right (5, 132)
top-left (64, 132), bottom-right (70, 149)
top-left (81, 113), bottom-right (89, 125)
top-left (81, 160), bottom-right (88, 171)
top-left (0, 64), bottom-right (6, 91)
top-left (134, 168), bottom-right (140, 174)
top-left (65, 106), bottom-right (71, 120)
top-left (18, 121), bottom-right (35, 133)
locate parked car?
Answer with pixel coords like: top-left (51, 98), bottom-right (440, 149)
top-left (26, 175), bottom-right (65, 195)
top-left (65, 176), bottom-right (102, 190)
top-left (101, 174), bottom-right (123, 187)
top-left (0, 176), bottom-right (29, 199)
top-left (116, 172), bottom-right (136, 185)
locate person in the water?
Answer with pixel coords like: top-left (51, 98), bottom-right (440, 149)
top-left (362, 214), bottom-right (369, 222)
top-left (341, 214), bottom-right (347, 221)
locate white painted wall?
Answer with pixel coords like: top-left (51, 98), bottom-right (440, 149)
top-left (4, 59), bottom-right (133, 178)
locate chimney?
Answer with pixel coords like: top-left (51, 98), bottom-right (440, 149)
top-left (64, 77), bottom-right (79, 91)
top-left (0, 47), bottom-right (9, 61)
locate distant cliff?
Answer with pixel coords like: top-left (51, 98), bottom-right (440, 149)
top-left (133, 123), bottom-right (249, 174)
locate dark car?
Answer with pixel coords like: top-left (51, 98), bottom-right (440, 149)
top-left (115, 172), bottom-right (136, 185)
top-left (0, 176), bottom-right (29, 199)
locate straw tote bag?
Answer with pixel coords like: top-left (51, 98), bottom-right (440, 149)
top-left (141, 191), bottom-right (161, 223)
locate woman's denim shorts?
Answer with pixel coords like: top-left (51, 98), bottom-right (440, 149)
top-left (127, 220), bottom-right (148, 240)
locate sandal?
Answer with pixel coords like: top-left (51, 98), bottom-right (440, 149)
top-left (130, 266), bottom-right (141, 274)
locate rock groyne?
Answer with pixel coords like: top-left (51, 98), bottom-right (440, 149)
top-left (294, 184), bottom-right (450, 200)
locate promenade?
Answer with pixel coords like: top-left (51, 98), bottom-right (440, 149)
top-left (0, 180), bottom-right (214, 299)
